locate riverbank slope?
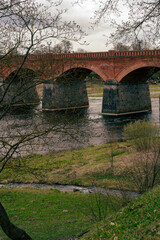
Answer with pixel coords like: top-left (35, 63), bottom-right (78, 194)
top-left (81, 185), bottom-right (160, 240)
top-left (1, 140), bottom-right (160, 239)
top-left (0, 141), bottom-right (137, 190)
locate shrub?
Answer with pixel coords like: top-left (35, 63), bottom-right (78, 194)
top-left (123, 120), bottom-right (160, 192)
top-left (127, 150), bottom-right (160, 192)
top-left (123, 120), bottom-right (159, 151)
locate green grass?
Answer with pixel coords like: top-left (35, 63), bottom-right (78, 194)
top-left (86, 79), bottom-right (104, 96)
top-left (149, 83), bottom-right (160, 92)
top-left (0, 188), bottom-right (122, 240)
top-left (1, 138), bottom-right (160, 191)
top-left (0, 142), bottom-right (134, 190)
top-left (81, 185), bottom-right (160, 240)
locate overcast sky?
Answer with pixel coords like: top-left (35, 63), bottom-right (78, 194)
top-left (60, 0), bottom-right (114, 52)
top-left (40, 0), bottom-right (128, 52)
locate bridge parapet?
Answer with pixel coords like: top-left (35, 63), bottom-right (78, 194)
top-left (1, 49), bottom-right (160, 62)
top-left (26, 49), bottom-right (160, 60)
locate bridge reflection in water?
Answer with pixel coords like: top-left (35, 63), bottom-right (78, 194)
top-left (0, 96), bottom-right (159, 157)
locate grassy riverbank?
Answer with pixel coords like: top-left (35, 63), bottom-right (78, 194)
top-left (1, 138), bottom-right (160, 191)
top-left (0, 142), bottom-right (137, 190)
top-left (1, 140), bottom-right (160, 239)
top-left (81, 185), bottom-right (160, 240)
top-left (0, 181), bottom-right (159, 239)
top-left (0, 188), bottom-right (123, 239)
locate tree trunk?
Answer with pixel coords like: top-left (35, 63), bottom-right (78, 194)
top-left (0, 202), bottom-right (32, 240)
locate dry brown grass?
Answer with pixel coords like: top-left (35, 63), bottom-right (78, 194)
top-left (36, 83), bottom-right (43, 98)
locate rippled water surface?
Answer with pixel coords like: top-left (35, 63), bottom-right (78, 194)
top-left (0, 97), bottom-right (159, 156)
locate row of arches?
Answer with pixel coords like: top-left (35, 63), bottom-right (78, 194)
top-left (0, 65), bottom-right (160, 114)
top-left (4, 64), bottom-right (160, 84)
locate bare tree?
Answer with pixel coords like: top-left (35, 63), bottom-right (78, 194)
top-left (0, 0), bottom-right (85, 239)
top-left (113, 40), bottom-right (152, 51)
top-left (113, 42), bottom-right (130, 51)
top-left (115, 0), bottom-right (160, 48)
top-left (52, 39), bottom-right (73, 53)
top-left (130, 40), bottom-right (153, 51)
top-left (78, 0), bottom-right (160, 48)
top-left (77, 47), bottom-right (88, 52)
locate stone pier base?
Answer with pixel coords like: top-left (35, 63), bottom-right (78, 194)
top-left (102, 79), bottom-right (151, 115)
top-left (42, 80), bottom-right (88, 110)
top-left (0, 80), bottom-right (40, 107)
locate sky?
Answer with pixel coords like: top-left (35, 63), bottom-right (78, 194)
top-left (60, 0), bottom-right (114, 52)
top-left (40, 0), bottom-right (129, 52)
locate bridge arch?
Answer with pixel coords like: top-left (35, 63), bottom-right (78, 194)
top-left (6, 68), bottom-right (36, 82)
top-left (1, 63), bottom-right (38, 81)
top-left (2, 68), bottom-right (40, 106)
top-left (55, 65), bottom-right (109, 82)
top-left (116, 63), bottom-right (160, 83)
top-left (55, 67), bottom-right (92, 82)
top-left (102, 63), bottom-right (160, 115)
top-left (42, 66), bottom-right (105, 111)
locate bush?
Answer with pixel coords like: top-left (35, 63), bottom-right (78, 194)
top-left (123, 120), bottom-right (160, 192)
top-left (127, 150), bottom-right (160, 192)
top-left (123, 120), bottom-right (159, 151)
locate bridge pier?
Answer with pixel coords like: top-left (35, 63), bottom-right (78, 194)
top-left (42, 80), bottom-right (88, 110)
top-left (102, 79), bottom-right (151, 115)
top-left (0, 80), bottom-right (40, 107)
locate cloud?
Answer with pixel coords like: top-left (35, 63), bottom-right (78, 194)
top-left (58, 0), bottom-right (115, 51)
top-left (38, 0), bottom-right (127, 52)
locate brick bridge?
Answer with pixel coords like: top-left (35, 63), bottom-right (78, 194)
top-left (0, 49), bottom-right (160, 115)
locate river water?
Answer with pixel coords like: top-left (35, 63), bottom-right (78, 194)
top-left (0, 97), bottom-right (159, 156)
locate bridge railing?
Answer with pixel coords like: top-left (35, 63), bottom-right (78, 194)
top-left (27, 49), bottom-right (160, 60)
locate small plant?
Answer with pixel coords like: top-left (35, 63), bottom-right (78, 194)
top-left (109, 142), bottom-right (114, 173)
top-left (83, 187), bottom-right (122, 223)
